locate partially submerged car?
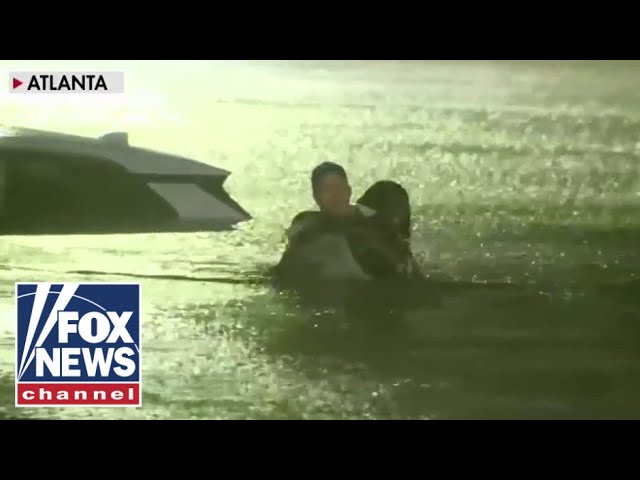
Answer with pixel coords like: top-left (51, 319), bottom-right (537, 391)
top-left (0, 125), bottom-right (251, 235)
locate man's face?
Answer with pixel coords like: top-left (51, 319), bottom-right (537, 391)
top-left (314, 173), bottom-right (352, 216)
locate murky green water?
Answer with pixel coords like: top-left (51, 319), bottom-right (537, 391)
top-left (1, 60), bottom-right (639, 419)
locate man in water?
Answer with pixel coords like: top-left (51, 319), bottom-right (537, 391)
top-left (275, 161), bottom-right (422, 279)
top-left (285, 161), bottom-right (370, 240)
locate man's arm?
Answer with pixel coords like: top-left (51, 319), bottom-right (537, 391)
top-left (271, 211), bottom-right (322, 277)
top-left (285, 212), bottom-right (313, 241)
top-left (285, 211), bottom-right (326, 246)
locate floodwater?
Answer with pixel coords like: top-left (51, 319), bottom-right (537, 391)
top-left (0, 60), bottom-right (639, 419)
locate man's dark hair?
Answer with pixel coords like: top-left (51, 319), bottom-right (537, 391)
top-left (311, 162), bottom-right (348, 194)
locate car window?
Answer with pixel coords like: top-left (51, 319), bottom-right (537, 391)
top-left (1, 148), bottom-right (177, 234)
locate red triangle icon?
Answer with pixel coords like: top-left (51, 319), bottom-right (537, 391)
top-left (12, 78), bottom-right (23, 89)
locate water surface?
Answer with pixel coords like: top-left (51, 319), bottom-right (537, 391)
top-left (1, 60), bottom-right (639, 419)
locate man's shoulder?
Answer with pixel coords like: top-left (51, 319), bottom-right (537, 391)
top-left (286, 210), bottom-right (322, 239)
top-left (290, 210), bottom-right (321, 223)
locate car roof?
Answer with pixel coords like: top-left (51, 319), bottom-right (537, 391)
top-left (0, 124), bottom-right (231, 177)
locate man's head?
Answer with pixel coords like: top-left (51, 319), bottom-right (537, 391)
top-left (311, 161), bottom-right (352, 216)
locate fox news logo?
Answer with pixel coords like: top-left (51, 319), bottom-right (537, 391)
top-left (15, 282), bottom-right (141, 407)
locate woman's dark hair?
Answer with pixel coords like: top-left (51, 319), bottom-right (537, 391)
top-left (357, 180), bottom-right (411, 241)
top-left (311, 162), bottom-right (348, 194)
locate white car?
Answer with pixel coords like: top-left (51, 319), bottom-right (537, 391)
top-left (0, 125), bottom-right (251, 235)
